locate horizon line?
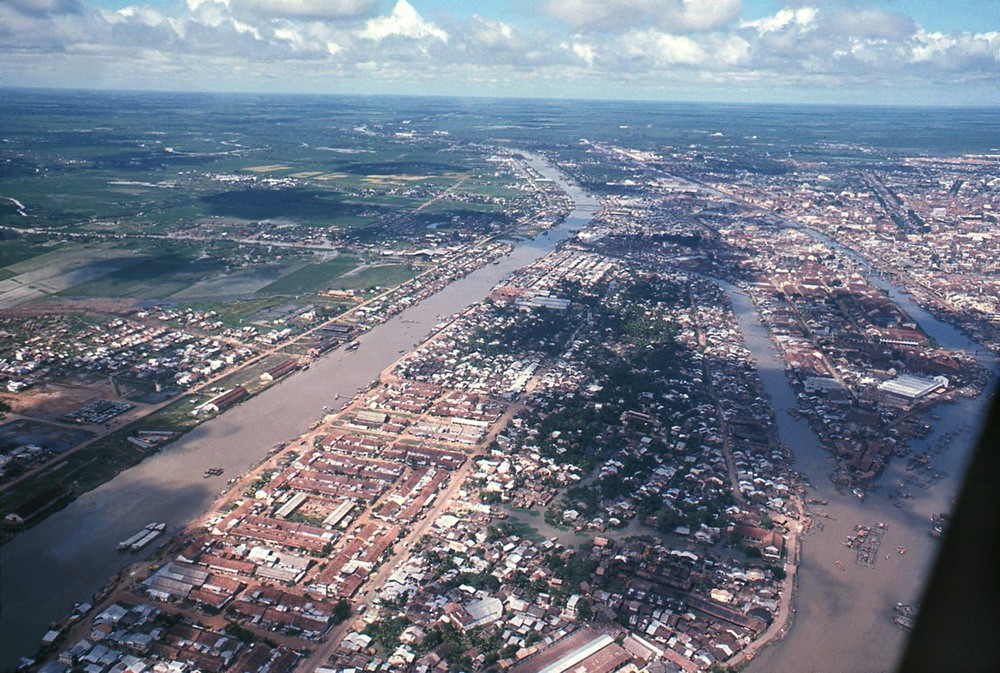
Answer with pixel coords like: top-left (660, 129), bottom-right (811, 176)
top-left (3, 84), bottom-right (996, 111)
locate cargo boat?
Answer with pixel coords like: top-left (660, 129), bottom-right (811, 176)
top-left (117, 523), bottom-right (165, 552)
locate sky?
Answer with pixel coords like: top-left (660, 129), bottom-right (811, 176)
top-left (1, 0), bottom-right (997, 105)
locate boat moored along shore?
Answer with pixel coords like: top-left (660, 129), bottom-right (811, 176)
top-left (116, 523), bottom-right (166, 552)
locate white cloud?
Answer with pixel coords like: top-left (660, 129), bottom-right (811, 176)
top-left (468, 15), bottom-right (514, 48)
top-left (715, 34), bottom-right (752, 66)
top-left (616, 29), bottom-right (754, 70)
top-left (231, 0), bottom-right (374, 21)
top-left (910, 30), bottom-right (1000, 71)
top-left (115, 6), bottom-right (163, 25)
top-left (624, 29), bottom-right (707, 65)
top-left (272, 18), bottom-right (351, 55)
top-left (186, 0), bottom-right (226, 12)
top-left (826, 8), bottom-right (915, 39)
top-left (0, 0), bottom-right (996, 102)
top-left (360, 0), bottom-right (447, 43)
top-left (456, 15), bottom-right (575, 69)
top-left (571, 42), bottom-right (596, 66)
top-left (186, 0), bottom-right (232, 28)
top-left (545, 0), bottom-right (741, 34)
top-left (670, 0), bottom-right (742, 32)
top-left (740, 7), bottom-right (817, 34)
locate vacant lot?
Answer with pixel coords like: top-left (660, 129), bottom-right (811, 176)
top-left (0, 419), bottom-right (94, 454)
top-left (334, 263), bottom-right (417, 290)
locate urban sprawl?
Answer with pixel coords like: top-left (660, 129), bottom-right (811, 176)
top-left (3, 133), bottom-right (997, 673)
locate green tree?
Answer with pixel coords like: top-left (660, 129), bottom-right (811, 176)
top-left (331, 599), bottom-right (351, 624)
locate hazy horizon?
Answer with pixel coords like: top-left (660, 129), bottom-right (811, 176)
top-left (2, 1), bottom-right (997, 106)
top-left (4, 83), bottom-right (998, 111)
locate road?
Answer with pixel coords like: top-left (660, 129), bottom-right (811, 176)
top-left (297, 453), bottom-right (479, 672)
top-left (0, 151), bottom-right (601, 670)
top-left (0, 165), bottom-right (534, 497)
top-left (729, 518), bottom-right (802, 666)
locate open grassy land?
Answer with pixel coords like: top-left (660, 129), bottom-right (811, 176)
top-left (0, 246), bottom-right (150, 309)
top-left (0, 89), bottom-right (537, 543)
top-left (64, 253), bottom-right (227, 299)
top-left (255, 254), bottom-right (362, 296)
top-left (188, 296), bottom-right (290, 327)
top-left (333, 263), bottom-right (417, 291)
top-left (0, 238), bottom-right (59, 269)
top-left (167, 261), bottom-right (306, 301)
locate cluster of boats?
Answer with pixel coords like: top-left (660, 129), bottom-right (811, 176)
top-left (116, 523), bottom-right (165, 552)
top-left (929, 512), bottom-right (949, 538)
top-left (203, 467), bottom-right (224, 478)
top-left (893, 603), bottom-right (918, 630)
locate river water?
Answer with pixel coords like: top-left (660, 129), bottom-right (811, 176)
top-left (723, 270), bottom-right (997, 673)
top-left (0, 154), bottom-right (599, 669)
top-left (4, 154), bottom-right (992, 673)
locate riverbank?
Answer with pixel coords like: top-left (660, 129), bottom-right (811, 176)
top-left (719, 278), bottom-right (997, 673)
top-left (0, 226), bottom-right (513, 543)
top-left (0, 154), bottom-right (601, 671)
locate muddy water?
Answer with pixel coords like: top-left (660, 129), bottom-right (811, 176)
top-left (720, 281), bottom-right (998, 673)
top-left (507, 266), bottom-right (995, 673)
top-left (0, 154), bottom-right (599, 669)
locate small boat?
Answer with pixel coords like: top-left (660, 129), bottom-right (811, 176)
top-left (345, 340), bottom-right (360, 351)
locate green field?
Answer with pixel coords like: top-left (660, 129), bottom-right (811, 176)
top-left (418, 199), bottom-right (505, 215)
top-left (255, 254), bottom-right (363, 296)
top-left (0, 239), bottom-right (57, 268)
top-left (189, 296), bottom-right (289, 326)
top-left (63, 253), bottom-right (225, 298)
top-left (334, 263), bottom-right (418, 290)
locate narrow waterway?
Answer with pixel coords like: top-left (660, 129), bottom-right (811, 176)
top-left (0, 153), bottom-right (599, 669)
top-left (718, 278), bottom-right (998, 673)
top-left (805, 226), bottom-right (994, 368)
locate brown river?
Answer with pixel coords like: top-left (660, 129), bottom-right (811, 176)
top-left (725, 278), bottom-right (997, 673)
top-left (2, 156), bottom-right (994, 673)
top-left (0, 155), bottom-right (598, 669)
